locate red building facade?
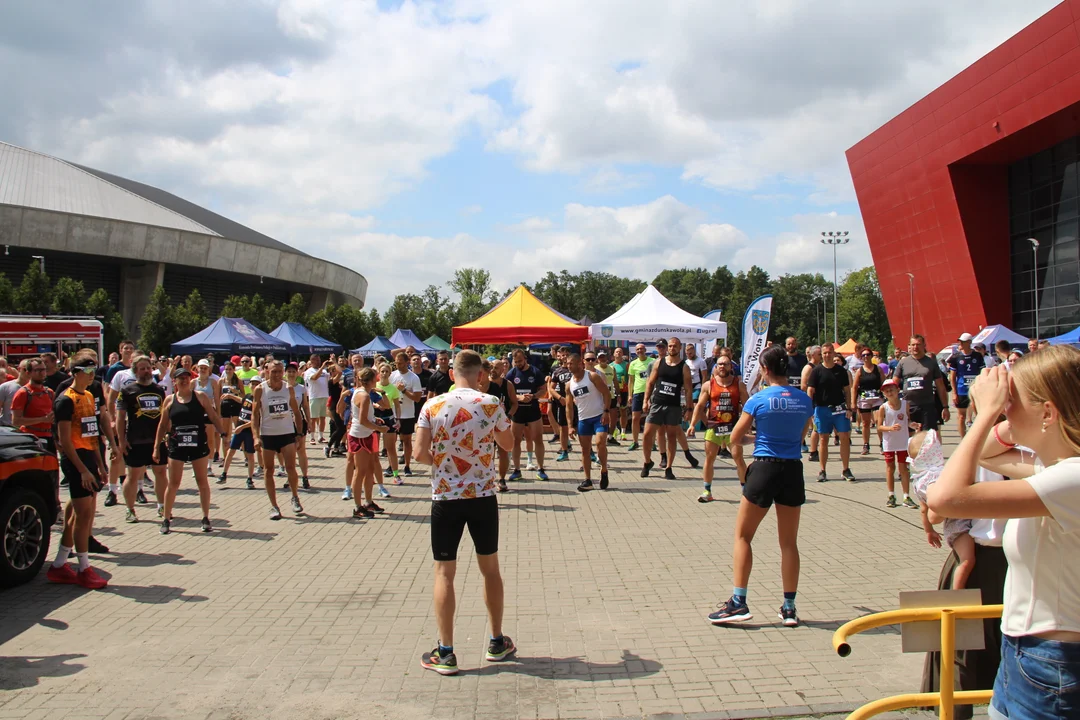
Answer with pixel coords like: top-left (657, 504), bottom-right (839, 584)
top-left (847, 1), bottom-right (1080, 350)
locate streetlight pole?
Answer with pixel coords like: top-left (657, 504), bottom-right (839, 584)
top-left (30, 255), bottom-right (45, 275)
top-left (906, 272), bottom-right (915, 338)
top-left (1029, 237), bottom-right (1040, 341)
top-left (821, 231), bottom-right (849, 344)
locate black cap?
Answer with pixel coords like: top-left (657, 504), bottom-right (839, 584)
top-left (172, 367), bottom-right (193, 379)
top-left (71, 357), bottom-right (96, 369)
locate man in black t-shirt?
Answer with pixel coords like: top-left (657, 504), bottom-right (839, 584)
top-left (42, 352), bottom-right (69, 393)
top-left (784, 336), bottom-right (808, 388)
top-left (805, 342), bottom-right (854, 482)
top-left (548, 347), bottom-right (573, 461)
top-left (426, 350), bottom-right (454, 400)
top-left (116, 355), bottom-right (168, 523)
top-left (505, 349), bottom-right (549, 481)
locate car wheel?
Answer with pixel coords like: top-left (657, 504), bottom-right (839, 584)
top-left (0, 489), bottom-right (51, 589)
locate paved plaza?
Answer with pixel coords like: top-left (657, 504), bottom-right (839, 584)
top-left (0, 428), bottom-right (970, 720)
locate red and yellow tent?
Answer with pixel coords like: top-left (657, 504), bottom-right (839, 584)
top-left (452, 285), bottom-right (589, 346)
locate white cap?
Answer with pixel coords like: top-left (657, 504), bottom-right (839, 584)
top-left (958, 333), bottom-right (974, 342)
top-left (196, 358), bottom-right (211, 368)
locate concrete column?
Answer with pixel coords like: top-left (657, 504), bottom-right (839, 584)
top-left (120, 262), bottom-right (165, 336)
top-left (307, 288), bottom-right (331, 314)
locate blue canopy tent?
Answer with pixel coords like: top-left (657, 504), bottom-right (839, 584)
top-left (171, 317), bottom-right (288, 356)
top-left (1046, 325), bottom-right (1080, 346)
top-left (269, 322), bottom-right (343, 356)
top-left (351, 336), bottom-right (400, 357)
top-left (388, 329), bottom-right (437, 353)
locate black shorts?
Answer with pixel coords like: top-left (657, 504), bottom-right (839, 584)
top-left (230, 428), bottom-right (254, 454)
top-left (618, 390), bottom-right (628, 408)
top-left (632, 392), bottom-right (645, 413)
top-left (294, 419), bottom-right (309, 437)
top-left (743, 458), bottom-right (805, 509)
top-left (261, 433), bottom-right (295, 453)
top-left (430, 494), bottom-right (499, 561)
top-left (513, 403), bottom-right (541, 425)
top-left (168, 443), bottom-right (210, 463)
top-left (551, 401), bottom-right (568, 427)
top-left (955, 395), bottom-right (971, 409)
top-left (124, 442), bottom-right (168, 468)
top-left (221, 400), bottom-right (242, 419)
top-left (909, 402), bottom-right (941, 431)
top-left (62, 449), bottom-right (103, 500)
top-left (609, 396), bottom-right (618, 410)
top-left (397, 417), bottom-right (416, 436)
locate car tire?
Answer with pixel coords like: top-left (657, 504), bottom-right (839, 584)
top-left (0, 488), bottom-right (52, 589)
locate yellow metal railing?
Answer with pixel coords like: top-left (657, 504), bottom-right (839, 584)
top-left (832, 604), bottom-right (1003, 720)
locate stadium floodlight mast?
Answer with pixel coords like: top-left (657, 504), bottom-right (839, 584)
top-left (820, 231), bottom-right (850, 343)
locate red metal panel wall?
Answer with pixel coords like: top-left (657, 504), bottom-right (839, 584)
top-left (847, 0), bottom-right (1080, 349)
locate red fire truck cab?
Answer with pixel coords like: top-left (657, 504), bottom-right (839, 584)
top-left (0, 316), bottom-right (105, 365)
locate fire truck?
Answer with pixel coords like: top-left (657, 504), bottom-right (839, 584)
top-left (0, 315), bottom-right (105, 365)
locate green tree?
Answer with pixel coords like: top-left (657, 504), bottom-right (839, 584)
top-left (175, 289), bottom-right (210, 340)
top-left (51, 277), bottom-right (88, 315)
top-left (85, 288), bottom-right (127, 352)
top-left (0, 273), bottom-right (16, 313)
top-left (138, 285), bottom-right (179, 356)
top-left (270, 293), bottom-right (310, 328)
top-left (382, 293), bottom-right (427, 337)
top-left (837, 266), bottom-right (892, 353)
top-left (448, 268), bottom-right (497, 326)
top-left (14, 261), bottom-right (51, 315)
top-left (533, 270), bottom-right (578, 318)
top-left (770, 273), bottom-right (831, 347)
top-left (222, 293), bottom-right (271, 329)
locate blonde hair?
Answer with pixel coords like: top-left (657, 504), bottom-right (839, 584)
top-left (1011, 344), bottom-right (1080, 454)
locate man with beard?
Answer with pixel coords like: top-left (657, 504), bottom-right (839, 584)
top-left (116, 356), bottom-right (168, 523)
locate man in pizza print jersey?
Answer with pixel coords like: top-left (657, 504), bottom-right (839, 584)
top-left (414, 350), bottom-right (515, 676)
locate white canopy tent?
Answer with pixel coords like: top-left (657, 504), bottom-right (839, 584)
top-left (590, 285), bottom-right (727, 343)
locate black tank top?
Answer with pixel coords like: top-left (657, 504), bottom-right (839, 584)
top-left (168, 392), bottom-right (209, 451)
top-left (652, 358), bottom-right (685, 407)
top-left (220, 374), bottom-right (242, 415)
top-left (856, 364), bottom-right (882, 394)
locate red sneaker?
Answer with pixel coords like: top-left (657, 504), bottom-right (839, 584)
top-left (76, 567), bottom-right (108, 590)
top-left (46, 564), bottom-right (78, 584)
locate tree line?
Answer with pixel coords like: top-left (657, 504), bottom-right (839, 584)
top-left (0, 261), bottom-right (892, 358)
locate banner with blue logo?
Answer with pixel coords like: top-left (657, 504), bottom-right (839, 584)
top-left (741, 295), bottom-right (773, 394)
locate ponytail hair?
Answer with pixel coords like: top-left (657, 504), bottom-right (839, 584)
top-left (758, 345), bottom-right (789, 381)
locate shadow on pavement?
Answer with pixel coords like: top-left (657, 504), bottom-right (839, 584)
top-left (470, 649), bottom-right (662, 679)
top-left (104, 584), bottom-right (208, 604)
top-left (97, 552), bottom-right (196, 568)
top-left (0, 653), bottom-right (87, 690)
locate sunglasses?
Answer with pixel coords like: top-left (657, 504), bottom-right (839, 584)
top-left (584, 357), bottom-right (596, 361)
top-left (74, 365), bottom-right (97, 374)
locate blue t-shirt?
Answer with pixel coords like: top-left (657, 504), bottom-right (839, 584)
top-left (741, 385), bottom-right (813, 460)
top-left (104, 361), bottom-right (129, 384)
top-left (947, 352), bottom-right (985, 396)
top-left (505, 364), bottom-right (546, 408)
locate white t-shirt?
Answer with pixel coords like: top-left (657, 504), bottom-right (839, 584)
top-left (686, 357), bottom-right (708, 387)
top-left (0, 378), bottom-right (23, 425)
top-left (110, 368), bottom-right (136, 394)
top-left (389, 369), bottom-right (422, 419)
top-left (880, 399), bottom-right (909, 452)
top-left (1001, 456), bottom-right (1080, 636)
top-left (968, 467), bottom-right (1006, 547)
top-left (303, 367), bottom-right (330, 398)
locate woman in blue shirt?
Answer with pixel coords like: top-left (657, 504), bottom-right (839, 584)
top-left (708, 345), bottom-right (813, 629)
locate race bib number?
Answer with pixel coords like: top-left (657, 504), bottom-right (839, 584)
top-left (138, 395), bottom-right (160, 412)
top-left (831, 404), bottom-right (847, 415)
top-left (239, 408), bottom-right (252, 423)
top-left (905, 377), bottom-right (924, 392)
top-left (658, 380), bottom-right (678, 398)
top-left (269, 402), bottom-right (289, 416)
top-left (638, 370), bottom-right (649, 379)
top-left (174, 424), bottom-right (198, 448)
top-left (963, 374), bottom-right (978, 386)
top-left (572, 385), bottom-right (589, 398)
top-left (859, 390), bottom-right (880, 399)
top-left (516, 390), bottom-right (530, 399)
top-left (222, 385), bottom-right (234, 395)
top-left (80, 416), bottom-right (99, 438)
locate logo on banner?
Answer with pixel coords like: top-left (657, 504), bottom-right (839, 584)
top-left (752, 310), bottom-right (770, 335)
top-left (601, 325), bottom-right (613, 338)
top-left (232, 321), bottom-right (261, 341)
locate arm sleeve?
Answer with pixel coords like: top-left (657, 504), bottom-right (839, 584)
top-left (1027, 461), bottom-right (1080, 534)
top-left (54, 395), bottom-right (74, 423)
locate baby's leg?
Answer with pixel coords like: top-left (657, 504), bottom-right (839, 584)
top-left (951, 532), bottom-right (977, 590)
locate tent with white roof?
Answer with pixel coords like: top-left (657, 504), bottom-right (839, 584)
top-left (590, 285), bottom-right (727, 343)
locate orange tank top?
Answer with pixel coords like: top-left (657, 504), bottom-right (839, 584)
top-left (708, 380), bottom-right (740, 433)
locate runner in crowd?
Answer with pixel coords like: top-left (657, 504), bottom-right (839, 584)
top-left (783, 337), bottom-right (807, 403)
top-left (844, 342), bottom-right (865, 373)
top-left (0, 359), bottom-right (30, 425)
top-left (806, 342), bottom-right (855, 482)
top-left (220, 389), bottom-right (257, 489)
top-left (414, 350), bottom-right (515, 675)
top-left (975, 342), bottom-right (994, 368)
top-left (947, 332), bottom-right (985, 440)
top-left (505, 349), bottom-right (549, 481)
top-left (47, 355), bottom-right (109, 590)
top-left (594, 351), bottom-right (620, 447)
top-left (102, 340), bottom-right (136, 501)
top-left (303, 354), bottom-right (331, 444)
top-left (153, 365), bottom-right (226, 534)
top-left (688, 356), bottom-right (748, 501)
top-left (252, 360), bottom-right (305, 520)
top-left (548, 346), bottom-right (574, 462)
top-left (375, 362), bottom-right (401, 493)
top-left (285, 363), bottom-right (312, 490)
top-left (338, 380), bottom-right (356, 500)
top-left (427, 350), bottom-right (454, 400)
top-left (12, 359), bottom-right (56, 456)
top-left (641, 337), bottom-right (693, 480)
top-left (876, 379), bottom-right (917, 509)
top-left (708, 345), bottom-right (813, 628)
top-left (390, 350), bottom-right (422, 478)
top-left (894, 334), bottom-right (949, 432)
top-left (326, 359), bottom-right (347, 457)
top-left (218, 361), bottom-right (244, 456)
top-left (485, 358), bottom-right (518, 493)
top-left (611, 347), bottom-right (629, 440)
top-left (1027, 337), bottom-right (1039, 354)
top-left (566, 352), bottom-right (611, 492)
top-left (411, 353), bottom-right (431, 403)
top-left (852, 348), bottom-right (885, 455)
top-left (627, 343), bottom-right (654, 451)
top-left (348, 367), bottom-right (389, 519)
top-left (42, 352), bottom-right (69, 392)
top-left (115, 355), bottom-right (169, 523)
top-left (193, 359), bottom-right (222, 464)
top-left (685, 342), bottom-right (708, 404)
top-left (236, 355), bottom-right (259, 394)
top-left (801, 345), bottom-right (822, 458)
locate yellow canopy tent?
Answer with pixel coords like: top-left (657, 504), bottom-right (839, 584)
top-left (452, 285), bottom-right (588, 346)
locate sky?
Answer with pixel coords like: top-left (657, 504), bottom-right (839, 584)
top-left (0, 0), bottom-right (1061, 311)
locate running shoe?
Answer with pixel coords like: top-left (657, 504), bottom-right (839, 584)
top-left (47, 564), bottom-right (78, 584)
top-left (698, 491), bottom-right (714, 503)
top-left (607, 438), bottom-right (621, 447)
top-left (269, 506), bottom-right (282, 521)
top-left (253, 467), bottom-right (264, 478)
top-left (577, 479), bottom-right (593, 492)
top-left (399, 454), bottom-right (407, 464)
top-left (808, 451), bottom-right (819, 463)
top-left (216, 473), bottom-right (227, 485)
top-left (664, 468), bottom-right (676, 480)
top-left (76, 567), bottom-right (108, 590)
top-left (136, 489), bottom-right (149, 504)
top-left (159, 519), bottom-right (171, 535)
top-left (377, 484), bottom-right (391, 498)
top-left (486, 635), bottom-right (516, 662)
top-left (125, 508), bottom-right (138, 524)
top-left (628, 442), bottom-right (640, 451)
top-left (886, 495), bottom-right (898, 508)
top-left (247, 478), bottom-right (256, 490)
top-left (393, 475), bottom-right (405, 486)
top-left (778, 606), bottom-right (799, 627)
top-left (842, 469), bottom-right (856, 482)
top-left (833, 435), bottom-right (840, 446)
top-left (324, 446), bottom-right (331, 459)
top-left (590, 452), bottom-right (598, 463)
top-left (353, 505), bottom-right (375, 519)
top-left (383, 466), bottom-right (394, 478)
top-left (684, 450), bottom-right (699, 468)
top-left (276, 467), bottom-right (286, 478)
top-left (903, 497), bottom-right (919, 509)
top-left (817, 471), bottom-right (828, 483)
top-left (719, 448), bottom-right (732, 460)
top-left (861, 444), bottom-right (870, 456)
top-left (380, 447), bottom-right (387, 458)
top-left (556, 451), bottom-right (570, 462)
top-left (403, 466), bottom-right (413, 477)
top-left (536, 469), bottom-right (549, 481)
top-left (508, 469), bottom-right (522, 481)
top-left (157, 505), bottom-right (164, 518)
top-left (800, 443), bottom-right (809, 454)
top-left (87, 536), bottom-right (109, 553)
top-left (640, 461), bottom-right (654, 478)
top-left (599, 471), bottom-right (609, 490)
top-left (526, 462), bottom-right (538, 471)
top-left (342, 486), bottom-right (353, 501)
top-left (659, 453), bottom-right (668, 469)
top-left (291, 496), bottom-right (303, 514)
top-left (708, 597), bottom-right (753, 625)
top-left (549, 434), bottom-right (560, 444)
top-left (420, 648), bottom-right (458, 676)
top-left (103, 491), bottom-right (117, 507)
top-left (301, 477), bottom-right (311, 490)
top-left (498, 479), bottom-right (509, 493)
top-left (201, 517), bottom-right (212, 533)
top-left (367, 501), bottom-right (385, 514)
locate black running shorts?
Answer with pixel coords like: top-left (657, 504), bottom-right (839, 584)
top-left (513, 403), bottom-right (541, 425)
top-left (260, 433), bottom-right (295, 453)
top-left (742, 458), bottom-right (805, 509)
top-left (63, 449), bottom-right (103, 500)
top-left (430, 494), bottom-right (499, 561)
top-left (551, 400), bottom-right (568, 427)
top-left (397, 417), bottom-right (416, 436)
top-left (124, 442), bottom-right (168, 468)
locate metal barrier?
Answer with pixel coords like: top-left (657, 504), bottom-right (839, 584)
top-left (832, 604), bottom-right (1003, 720)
